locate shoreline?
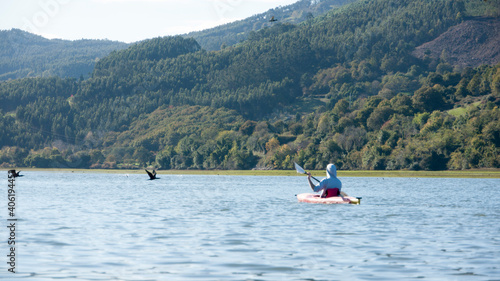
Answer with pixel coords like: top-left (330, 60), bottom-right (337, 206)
top-left (7, 168), bottom-right (500, 178)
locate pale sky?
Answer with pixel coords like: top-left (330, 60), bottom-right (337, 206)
top-left (0, 0), bottom-right (299, 43)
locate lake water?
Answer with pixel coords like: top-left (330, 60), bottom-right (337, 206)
top-left (1, 171), bottom-right (499, 280)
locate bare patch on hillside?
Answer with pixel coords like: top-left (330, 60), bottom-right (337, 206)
top-left (413, 17), bottom-right (500, 68)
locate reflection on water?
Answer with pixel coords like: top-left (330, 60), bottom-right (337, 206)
top-left (1, 172), bottom-right (499, 280)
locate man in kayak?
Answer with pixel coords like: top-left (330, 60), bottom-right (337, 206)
top-left (307, 164), bottom-right (344, 198)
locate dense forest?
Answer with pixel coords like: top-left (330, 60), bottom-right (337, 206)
top-left (0, 29), bottom-right (128, 81)
top-left (0, 0), bottom-right (499, 171)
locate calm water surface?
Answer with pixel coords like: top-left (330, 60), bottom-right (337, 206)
top-left (1, 172), bottom-right (499, 280)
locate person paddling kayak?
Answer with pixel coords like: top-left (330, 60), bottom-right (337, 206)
top-left (306, 164), bottom-right (343, 199)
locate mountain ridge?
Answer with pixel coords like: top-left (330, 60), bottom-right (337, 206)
top-left (0, 0), bottom-right (356, 81)
top-left (0, 28), bottom-right (128, 81)
top-left (183, 0), bottom-right (357, 51)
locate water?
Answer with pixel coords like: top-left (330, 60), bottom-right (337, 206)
top-left (1, 172), bottom-right (499, 280)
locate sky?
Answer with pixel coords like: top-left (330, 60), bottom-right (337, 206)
top-left (0, 0), bottom-right (299, 43)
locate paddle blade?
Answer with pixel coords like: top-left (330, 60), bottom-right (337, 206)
top-left (294, 162), bottom-right (305, 174)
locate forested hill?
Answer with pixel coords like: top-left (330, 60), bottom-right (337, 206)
top-left (0, 29), bottom-right (128, 81)
top-left (183, 0), bottom-right (357, 51)
top-left (0, 0), bottom-right (499, 171)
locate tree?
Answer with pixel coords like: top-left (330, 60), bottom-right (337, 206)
top-left (412, 85), bottom-right (449, 112)
top-left (367, 106), bottom-right (394, 131)
top-left (132, 147), bottom-right (152, 167)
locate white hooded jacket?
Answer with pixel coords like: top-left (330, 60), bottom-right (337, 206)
top-left (313, 164), bottom-right (342, 193)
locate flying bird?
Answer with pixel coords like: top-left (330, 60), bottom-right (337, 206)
top-left (145, 169), bottom-right (158, 180)
top-left (8, 170), bottom-right (22, 178)
top-left (269, 16), bottom-right (278, 22)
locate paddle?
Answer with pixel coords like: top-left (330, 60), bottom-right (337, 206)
top-left (294, 162), bottom-right (320, 183)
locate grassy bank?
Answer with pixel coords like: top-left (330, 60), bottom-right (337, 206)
top-left (10, 168), bottom-right (500, 178)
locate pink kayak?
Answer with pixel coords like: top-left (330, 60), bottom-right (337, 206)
top-left (297, 193), bottom-right (361, 204)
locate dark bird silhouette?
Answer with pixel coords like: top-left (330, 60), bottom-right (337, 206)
top-left (269, 16), bottom-right (278, 22)
top-left (8, 170), bottom-right (22, 178)
top-left (145, 169), bottom-right (158, 180)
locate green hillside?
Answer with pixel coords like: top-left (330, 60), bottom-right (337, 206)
top-left (0, 0), bottom-right (499, 171)
top-left (0, 29), bottom-right (128, 81)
